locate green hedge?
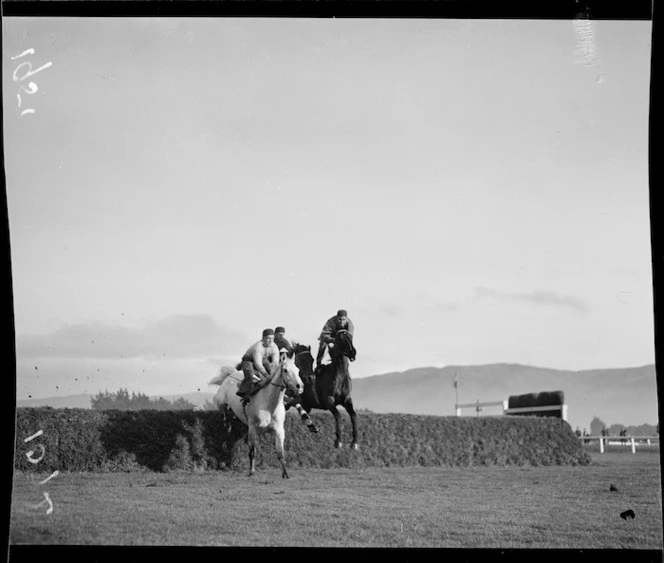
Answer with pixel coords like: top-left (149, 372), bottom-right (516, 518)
top-left (14, 408), bottom-right (246, 472)
top-left (14, 407), bottom-right (591, 473)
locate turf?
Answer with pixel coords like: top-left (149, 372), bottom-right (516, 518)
top-left (9, 451), bottom-right (662, 548)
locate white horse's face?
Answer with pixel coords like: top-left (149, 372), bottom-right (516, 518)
top-left (280, 355), bottom-right (304, 396)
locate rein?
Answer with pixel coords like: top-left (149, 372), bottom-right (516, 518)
top-left (268, 365), bottom-right (291, 391)
top-left (241, 365), bottom-right (290, 412)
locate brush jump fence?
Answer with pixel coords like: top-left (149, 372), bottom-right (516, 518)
top-left (580, 435), bottom-right (660, 454)
top-left (455, 391), bottom-right (568, 421)
top-left (14, 407), bottom-right (593, 472)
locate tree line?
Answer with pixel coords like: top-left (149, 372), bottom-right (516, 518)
top-left (588, 416), bottom-right (658, 437)
top-left (90, 389), bottom-right (374, 412)
top-left (90, 388), bottom-right (200, 411)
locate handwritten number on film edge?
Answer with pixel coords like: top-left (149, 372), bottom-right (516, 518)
top-left (24, 429), bottom-right (57, 514)
top-left (11, 49), bottom-right (53, 117)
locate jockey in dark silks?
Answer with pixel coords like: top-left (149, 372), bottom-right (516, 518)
top-left (315, 309), bottom-right (355, 373)
top-left (274, 326), bottom-right (295, 356)
top-left (274, 326), bottom-right (308, 407)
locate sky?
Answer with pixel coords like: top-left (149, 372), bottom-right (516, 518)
top-left (3, 18), bottom-right (655, 402)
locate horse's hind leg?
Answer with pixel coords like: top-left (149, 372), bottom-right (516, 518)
top-left (247, 426), bottom-right (257, 477)
top-left (220, 404), bottom-right (232, 425)
top-left (273, 426), bottom-right (289, 479)
top-left (344, 397), bottom-right (359, 450)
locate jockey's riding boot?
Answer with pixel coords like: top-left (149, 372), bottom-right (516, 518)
top-left (236, 375), bottom-right (253, 398)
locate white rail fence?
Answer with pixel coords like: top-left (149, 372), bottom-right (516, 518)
top-left (454, 399), bottom-right (656, 454)
top-left (455, 400), bottom-right (507, 417)
top-left (505, 404), bottom-right (568, 420)
top-left (455, 400), bottom-right (568, 421)
top-left (579, 435), bottom-right (660, 454)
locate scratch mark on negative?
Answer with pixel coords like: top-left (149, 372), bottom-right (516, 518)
top-left (573, 15), bottom-right (604, 83)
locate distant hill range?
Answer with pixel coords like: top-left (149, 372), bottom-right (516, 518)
top-left (16, 363), bottom-right (659, 432)
top-left (349, 363), bottom-right (659, 433)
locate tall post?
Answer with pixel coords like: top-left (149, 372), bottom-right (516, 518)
top-left (631, 437), bottom-right (636, 454)
top-left (454, 371), bottom-right (459, 416)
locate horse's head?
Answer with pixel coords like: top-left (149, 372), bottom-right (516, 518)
top-left (277, 351), bottom-right (304, 396)
top-left (278, 346), bottom-right (294, 359)
top-left (292, 343), bottom-right (310, 355)
top-left (333, 330), bottom-right (356, 362)
top-left (293, 344), bottom-right (315, 380)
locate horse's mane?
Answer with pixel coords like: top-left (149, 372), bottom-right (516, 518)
top-left (335, 330), bottom-right (355, 352)
top-left (292, 343), bottom-right (311, 355)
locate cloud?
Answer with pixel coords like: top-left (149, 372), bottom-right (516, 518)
top-left (433, 301), bottom-right (461, 312)
top-left (16, 315), bottom-right (249, 360)
top-left (513, 290), bottom-right (590, 313)
top-left (473, 287), bottom-right (500, 299)
top-left (412, 293), bottom-right (461, 312)
top-left (17, 355), bottom-right (234, 400)
top-left (379, 305), bottom-right (403, 317)
top-left (472, 287), bottom-right (590, 314)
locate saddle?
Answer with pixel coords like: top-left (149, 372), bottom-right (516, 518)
top-left (240, 375), bottom-right (273, 406)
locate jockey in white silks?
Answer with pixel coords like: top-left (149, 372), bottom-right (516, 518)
top-left (236, 328), bottom-right (280, 399)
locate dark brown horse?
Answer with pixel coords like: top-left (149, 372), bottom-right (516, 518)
top-left (285, 330), bottom-right (359, 449)
top-left (285, 344), bottom-right (320, 434)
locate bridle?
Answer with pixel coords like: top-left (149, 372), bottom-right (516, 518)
top-left (269, 359), bottom-right (300, 394)
top-left (333, 330), bottom-right (356, 361)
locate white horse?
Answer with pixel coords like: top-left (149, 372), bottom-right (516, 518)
top-left (209, 352), bottom-right (304, 478)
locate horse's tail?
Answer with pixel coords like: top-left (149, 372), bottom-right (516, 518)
top-left (209, 366), bottom-right (235, 386)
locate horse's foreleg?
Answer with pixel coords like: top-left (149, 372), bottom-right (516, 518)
top-left (247, 426), bottom-right (257, 477)
top-left (220, 404), bottom-right (231, 423)
top-left (325, 397), bottom-right (342, 448)
top-left (344, 397), bottom-right (359, 450)
top-left (283, 394), bottom-right (295, 411)
top-left (274, 426), bottom-right (289, 479)
top-left (296, 404), bottom-right (319, 434)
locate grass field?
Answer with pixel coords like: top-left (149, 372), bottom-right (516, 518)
top-left (10, 450), bottom-right (662, 548)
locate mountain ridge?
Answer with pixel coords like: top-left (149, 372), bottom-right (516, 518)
top-left (16, 363), bottom-right (658, 430)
